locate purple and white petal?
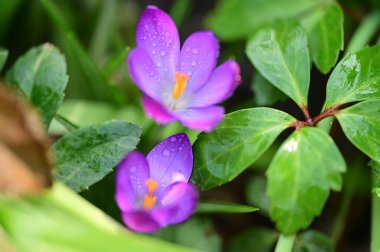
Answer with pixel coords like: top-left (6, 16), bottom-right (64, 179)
top-left (121, 211), bottom-right (161, 233)
top-left (146, 133), bottom-right (193, 197)
top-left (177, 31), bottom-right (219, 93)
top-left (115, 152), bottom-right (150, 212)
top-left (128, 48), bottom-right (162, 101)
top-left (177, 106), bottom-right (224, 132)
top-left (136, 6), bottom-right (180, 83)
top-left (142, 95), bottom-right (177, 124)
top-left (190, 60), bottom-right (241, 107)
top-left (152, 182), bottom-right (198, 226)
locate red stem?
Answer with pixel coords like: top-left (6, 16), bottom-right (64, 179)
top-left (289, 105), bottom-right (340, 130)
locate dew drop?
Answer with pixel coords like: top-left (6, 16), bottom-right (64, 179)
top-left (152, 42), bottom-right (157, 47)
top-left (144, 24), bottom-right (149, 29)
top-left (188, 71), bottom-right (192, 76)
top-left (170, 136), bottom-right (177, 142)
top-left (162, 149), bottom-right (170, 157)
top-left (191, 60), bottom-right (197, 66)
top-left (192, 48), bottom-right (198, 54)
top-left (179, 147), bottom-right (183, 151)
top-left (152, 50), bottom-right (156, 55)
top-left (160, 50), bottom-right (166, 56)
top-left (130, 166), bottom-right (137, 173)
top-left (185, 47), bottom-right (190, 52)
top-left (157, 62), bottom-right (162, 67)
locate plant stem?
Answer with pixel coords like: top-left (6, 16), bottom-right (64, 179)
top-left (371, 186), bottom-right (380, 252)
top-left (346, 11), bottom-right (380, 54)
top-left (274, 234), bottom-right (296, 252)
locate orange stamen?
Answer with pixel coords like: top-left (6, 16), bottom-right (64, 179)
top-left (143, 195), bottom-right (157, 210)
top-left (172, 71), bottom-right (189, 100)
top-left (143, 178), bottom-right (159, 210)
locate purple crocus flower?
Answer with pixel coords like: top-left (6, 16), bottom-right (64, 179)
top-left (115, 133), bottom-right (198, 233)
top-left (128, 6), bottom-right (241, 132)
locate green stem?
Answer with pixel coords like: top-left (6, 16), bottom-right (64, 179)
top-left (346, 11), bottom-right (380, 54)
top-left (274, 234), bottom-right (296, 252)
top-left (371, 185), bottom-right (380, 252)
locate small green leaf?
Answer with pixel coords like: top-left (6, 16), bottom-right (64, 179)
top-left (246, 20), bottom-right (310, 107)
top-left (293, 230), bottom-right (334, 252)
top-left (103, 47), bottom-right (130, 78)
top-left (324, 45), bottom-right (380, 108)
top-left (54, 121), bottom-right (141, 192)
top-left (155, 218), bottom-right (221, 252)
top-left (267, 127), bottom-right (346, 234)
top-left (229, 227), bottom-right (278, 252)
top-left (197, 202), bottom-right (258, 214)
top-left (302, 3), bottom-right (344, 74)
top-left (370, 161), bottom-right (380, 198)
top-left (5, 43), bottom-right (68, 126)
top-left (337, 100), bottom-right (380, 162)
top-left (252, 72), bottom-right (287, 106)
top-left (0, 48), bottom-right (8, 72)
top-left (191, 108), bottom-right (295, 190)
top-left (206, 0), bottom-right (319, 41)
top-left (246, 176), bottom-right (269, 216)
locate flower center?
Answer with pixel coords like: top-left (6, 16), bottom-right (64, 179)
top-left (143, 178), bottom-right (159, 210)
top-left (172, 71), bottom-right (189, 100)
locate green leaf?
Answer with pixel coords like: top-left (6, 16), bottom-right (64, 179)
top-left (370, 161), bottom-right (380, 198)
top-left (0, 183), bottom-right (195, 252)
top-left (337, 100), bottom-right (380, 163)
top-left (0, 48), bottom-right (8, 72)
top-left (5, 43), bottom-right (68, 126)
top-left (191, 108), bottom-right (295, 190)
top-left (246, 176), bottom-right (269, 216)
top-left (246, 20), bottom-right (310, 107)
top-left (197, 202), bottom-right (258, 214)
top-left (54, 120), bottom-right (141, 192)
top-left (267, 127), bottom-right (346, 234)
top-left (155, 218), bottom-right (221, 252)
top-left (206, 0), bottom-right (320, 41)
top-left (229, 227), bottom-right (277, 252)
top-left (302, 3), bottom-right (344, 74)
top-left (324, 45), bottom-right (380, 108)
top-left (252, 72), bottom-right (287, 106)
top-left (293, 230), bottom-right (334, 252)
top-left (103, 47), bottom-right (130, 78)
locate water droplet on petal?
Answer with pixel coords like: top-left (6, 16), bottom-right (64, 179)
top-left (152, 50), bottom-right (156, 55)
top-left (191, 61), bottom-right (197, 66)
top-left (178, 147), bottom-right (183, 151)
top-left (160, 50), bottom-right (166, 56)
top-left (170, 136), bottom-right (176, 142)
top-left (162, 149), bottom-right (170, 157)
top-left (188, 71), bottom-right (192, 76)
top-left (157, 62), bottom-right (162, 67)
top-left (152, 43), bottom-right (157, 47)
top-left (130, 166), bottom-right (137, 173)
top-left (192, 48), bottom-right (198, 54)
top-left (185, 47), bottom-right (190, 52)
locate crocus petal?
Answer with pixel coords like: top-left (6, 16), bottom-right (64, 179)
top-left (128, 48), bottom-right (162, 101)
top-left (190, 60), bottom-right (241, 107)
top-left (121, 211), bottom-right (161, 233)
top-left (146, 133), bottom-right (193, 197)
top-left (136, 6), bottom-right (180, 83)
top-left (141, 95), bottom-right (176, 124)
top-left (177, 31), bottom-right (219, 93)
top-left (152, 182), bottom-right (198, 226)
top-left (177, 106), bottom-right (224, 132)
top-left (115, 152), bottom-right (150, 212)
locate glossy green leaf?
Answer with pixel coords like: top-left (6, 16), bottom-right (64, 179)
top-left (267, 127), bottom-right (346, 234)
top-left (5, 43), bottom-right (68, 126)
top-left (252, 72), bottom-right (287, 106)
top-left (0, 48), bottom-right (8, 72)
top-left (155, 218), bottom-right (221, 252)
top-left (197, 202), bottom-right (258, 214)
top-left (246, 20), bottom-right (310, 107)
top-left (246, 176), bottom-right (269, 216)
top-left (302, 3), bottom-right (343, 74)
top-left (324, 45), bottom-right (380, 108)
top-left (229, 227), bottom-right (277, 252)
top-left (370, 161), bottom-right (380, 198)
top-left (206, 0), bottom-right (319, 41)
top-left (0, 183), bottom-right (194, 252)
top-left (54, 121), bottom-right (141, 192)
top-left (191, 108), bottom-right (295, 190)
top-left (293, 230), bottom-right (334, 252)
top-left (337, 100), bottom-right (380, 163)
